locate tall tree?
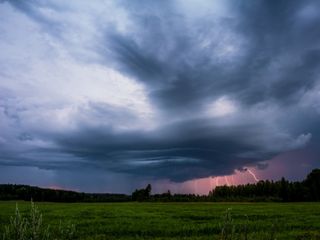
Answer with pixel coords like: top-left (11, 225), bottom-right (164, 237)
top-left (304, 169), bottom-right (320, 201)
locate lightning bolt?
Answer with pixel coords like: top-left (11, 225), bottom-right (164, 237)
top-left (224, 176), bottom-right (230, 186)
top-left (247, 169), bottom-right (259, 182)
top-left (231, 175), bottom-right (235, 185)
top-left (210, 177), bottom-right (213, 189)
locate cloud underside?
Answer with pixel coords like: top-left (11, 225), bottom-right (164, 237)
top-left (0, 0), bottom-right (319, 182)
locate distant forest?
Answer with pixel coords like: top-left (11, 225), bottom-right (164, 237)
top-left (1, 169), bottom-right (319, 202)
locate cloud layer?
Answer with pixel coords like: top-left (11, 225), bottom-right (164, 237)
top-left (0, 0), bottom-right (319, 187)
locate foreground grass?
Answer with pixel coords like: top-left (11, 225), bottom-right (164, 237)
top-left (2, 201), bottom-right (76, 240)
top-left (0, 202), bottom-right (320, 239)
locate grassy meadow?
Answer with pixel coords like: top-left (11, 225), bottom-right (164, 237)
top-left (0, 201), bottom-right (320, 239)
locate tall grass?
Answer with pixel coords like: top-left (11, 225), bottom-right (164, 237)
top-left (2, 201), bottom-right (76, 240)
top-left (5, 202), bottom-right (320, 240)
top-left (219, 208), bottom-right (277, 240)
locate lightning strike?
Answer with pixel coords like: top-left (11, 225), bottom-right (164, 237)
top-left (247, 169), bottom-right (259, 182)
top-left (231, 175), bottom-right (235, 185)
top-left (224, 176), bottom-right (230, 186)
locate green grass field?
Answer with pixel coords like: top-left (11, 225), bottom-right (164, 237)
top-left (0, 201), bottom-right (320, 239)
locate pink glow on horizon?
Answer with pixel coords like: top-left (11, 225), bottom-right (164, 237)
top-left (47, 185), bottom-right (66, 190)
top-left (161, 148), bottom-right (318, 195)
top-left (151, 167), bottom-right (261, 195)
top-left (178, 167), bottom-right (262, 195)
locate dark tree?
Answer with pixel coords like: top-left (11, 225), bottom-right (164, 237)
top-left (304, 169), bottom-right (320, 201)
top-left (280, 177), bottom-right (289, 202)
top-left (132, 184), bottom-right (152, 201)
top-left (146, 184), bottom-right (152, 197)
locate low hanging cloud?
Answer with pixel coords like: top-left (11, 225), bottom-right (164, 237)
top-left (0, 0), bottom-right (319, 184)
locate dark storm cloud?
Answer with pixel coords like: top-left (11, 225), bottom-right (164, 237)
top-left (49, 111), bottom-right (310, 181)
top-left (0, 0), bottom-right (319, 183)
top-left (233, 0), bottom-right (320, 105)
top-left (105, 0), bottom-right (320, 110)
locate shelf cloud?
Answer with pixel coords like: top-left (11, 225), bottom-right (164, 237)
top-left (0, 0), bottom-right (319, 191)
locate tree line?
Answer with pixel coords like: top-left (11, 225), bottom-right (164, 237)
top-left (0, 185), bottom-right (130, 202)
top-left (209, 168), bottom-right (320, 202)
top-left (1, 169), bottom-right (319, 202)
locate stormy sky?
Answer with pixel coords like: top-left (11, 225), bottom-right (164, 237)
top-left (0, 0), bottom-right (320, 193)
